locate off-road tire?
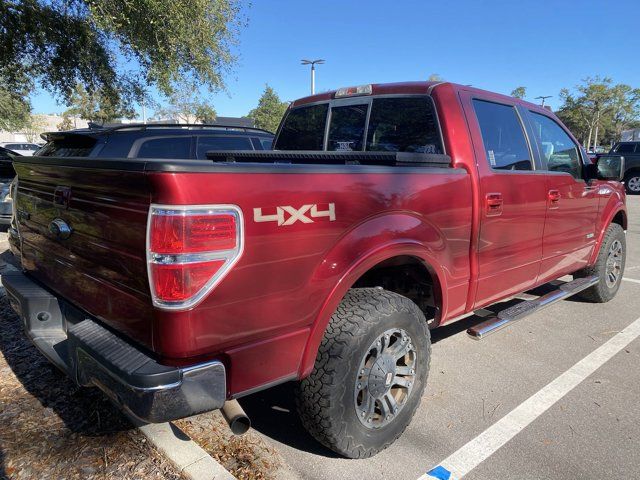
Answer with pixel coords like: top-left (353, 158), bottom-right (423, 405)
top-left (295, 288), bottom-right (430, 458)
top-left (576, 223), bottom-right (626, 302)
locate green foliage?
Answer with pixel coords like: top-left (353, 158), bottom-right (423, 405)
top-left (155, 85), bottom-right (216, 123)
top-left (194, 104), bottom-right (218, 124)
top-left (57, 115), bottom-right (75, 132)
top-left (427, 73), bottom-right (444, 82)
top-left (63, 84), bottom-right (136, 124)
top-left (0, 88), bottom-right (31, 132)
top-left (510, 87), bottom-right (526, 99)
top-left (23, 114), bottom-right (48, 142)
top-left (0, 72), bottom-right (31, 131)
top-left (1, 0), bottom-right (242, 114)
top-left (247, 85), bottom-right (288, 133)
top-left (556, 77), bottom-right (640, 148)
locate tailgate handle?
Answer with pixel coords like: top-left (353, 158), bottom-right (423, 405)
top-left (485, 193), bottom-right (503, 216)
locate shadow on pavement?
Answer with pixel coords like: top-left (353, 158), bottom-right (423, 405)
top-left (240, 381), bottom-right (341, 458)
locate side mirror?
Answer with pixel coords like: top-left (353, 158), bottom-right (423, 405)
top-left (596, 155), bottom-right (625, 181)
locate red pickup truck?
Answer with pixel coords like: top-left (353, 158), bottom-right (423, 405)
top-left (3, 81), bottom-right (627, 458)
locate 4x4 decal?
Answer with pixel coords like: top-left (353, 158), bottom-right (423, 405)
top-left (253, 203), bottom-right (336, 226)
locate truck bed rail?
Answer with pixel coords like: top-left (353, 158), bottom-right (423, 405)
top-left (206, 150), bottom-right (452, 168)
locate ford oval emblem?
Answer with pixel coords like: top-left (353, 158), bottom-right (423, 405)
top-left (49, 218), bottom-right (72, 240)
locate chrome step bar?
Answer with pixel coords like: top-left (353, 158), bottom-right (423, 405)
top-left (467, 276), bottom-right (599, 340)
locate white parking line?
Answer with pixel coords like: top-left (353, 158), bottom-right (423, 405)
top-left (420, 315), bottom-right (640, 480)
top-left (623, 277), bottom-right (640, 284)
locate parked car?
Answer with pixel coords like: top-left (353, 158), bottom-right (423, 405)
top-left (606, 141), bottom-right (640, 194)
top-left (7, 124), bottom-right (274, 253)
top-left (36, 124), bottom-right (274, 159)
top-left (3, 82), bottom-right (626, 459)
top-left (0, 147), bottom-right (19, 226)
top-left (0, 142), bottom-right (41, 156)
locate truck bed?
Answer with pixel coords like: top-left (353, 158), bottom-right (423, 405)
top-left (12, 154), bottom-right (471, 394)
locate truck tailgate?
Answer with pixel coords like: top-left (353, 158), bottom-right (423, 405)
top-left (13, 161), bottom-right (154, 347)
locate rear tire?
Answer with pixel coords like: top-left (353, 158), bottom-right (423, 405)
top-left (576, 223), bottom-right (625, 302)
top-left (295, 288), bottom-right (430, 458)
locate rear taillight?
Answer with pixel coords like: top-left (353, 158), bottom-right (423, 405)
top-left (147, 204), bottom-right (244, 310)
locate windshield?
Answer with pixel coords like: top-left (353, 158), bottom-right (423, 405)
top-left (275, 96), bottom-right (443, 154)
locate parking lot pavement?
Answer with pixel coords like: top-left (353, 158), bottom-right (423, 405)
top-left (245, 195), bottom-right (640, 480)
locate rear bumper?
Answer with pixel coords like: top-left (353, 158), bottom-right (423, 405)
top-left (1, 268), bottom-right (226, 423)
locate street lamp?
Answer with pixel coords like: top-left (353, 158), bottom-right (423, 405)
top-left (301, 59), bottom-right (325, 95)
top-left (535, 95), bottom-right (552, 107)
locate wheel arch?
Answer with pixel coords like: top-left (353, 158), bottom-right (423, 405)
top-left (299, 243), bottom-right (446, 379)
top-left (589, 197), bottom-right (627, 265)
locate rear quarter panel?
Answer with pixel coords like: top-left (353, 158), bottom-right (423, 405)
top-left (147, 167), bottom-right (472, 395)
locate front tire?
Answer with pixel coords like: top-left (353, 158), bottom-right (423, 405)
top-left (576, 223), bottom-right (626, 302)
top-left (624, 172), bottom-right (640, 195)
top-left (295, 288), bottom-right (430, 458)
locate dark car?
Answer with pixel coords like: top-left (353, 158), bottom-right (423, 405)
top-left (607, 141), bottom-right (640, 194)
top-left (0, 147), bottom-right (19, 226)
top-left (37, 123), bottom-right (275, 159)
top-left (8, 124), bottom-right (274, 251)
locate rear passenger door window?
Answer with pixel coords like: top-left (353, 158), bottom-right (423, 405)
top-left (196, 136), bottom-right (254, 159)
top-left (472, 100), bottom-right (532, 171)
top-left (135, 137), bottom-right (191, 159)
top-left (528, 112), bottom-right (582, 179)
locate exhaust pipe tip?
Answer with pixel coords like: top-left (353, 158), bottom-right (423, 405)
top-left (221, 400), bottom-right (251, 435)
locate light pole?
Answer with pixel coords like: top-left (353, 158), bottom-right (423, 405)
top-left (535, 95), bottom-right (552, 107)
top-left (301, 59), bottom-right (325, 95)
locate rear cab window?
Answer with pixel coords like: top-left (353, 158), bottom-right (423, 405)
top-left (275, 96), bottom-right (443, 154)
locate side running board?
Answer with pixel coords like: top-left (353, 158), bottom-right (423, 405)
top-left (467, 276), bottom-right (599, 340)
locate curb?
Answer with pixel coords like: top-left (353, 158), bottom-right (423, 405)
top-left (139, 422), bottom-right (237, 480)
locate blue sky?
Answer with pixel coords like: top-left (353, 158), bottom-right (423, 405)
top-left (30, 0), bottom-right (640, 119)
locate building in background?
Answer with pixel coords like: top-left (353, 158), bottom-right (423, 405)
top-left (621, 129), bottom-right (640, 142)
top-left (0, 114), bottom-right (89, 144)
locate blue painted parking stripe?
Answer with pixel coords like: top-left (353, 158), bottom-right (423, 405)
top-left (425, 465), bottom-right (453, 479)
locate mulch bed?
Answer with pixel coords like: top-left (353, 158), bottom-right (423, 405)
top-left (0, 294), bottom-right (181, 480)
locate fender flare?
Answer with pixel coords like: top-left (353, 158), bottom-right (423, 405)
top-left (297, 239), bottom-right (447, 379)
top-left (589, 197), bottom-right (626, 265)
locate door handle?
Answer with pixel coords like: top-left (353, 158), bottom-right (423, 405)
top-left (485, 192), bottom-right (503, 216)
top-left (548, 189), bottom-right (561, 209)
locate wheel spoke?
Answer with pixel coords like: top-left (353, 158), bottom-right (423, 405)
top-left (392, 375), bottom-right (410, 388)
top-left (395, 365), bottom-right (413, 375)
top-left (384, 392), bottom-right (398, 414)
top-left (378, 398), bottom-right (390, 418)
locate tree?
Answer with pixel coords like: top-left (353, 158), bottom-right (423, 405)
top-left (57, 115), bottom-right (75, 132)
top-left (0, 0), bottom-right (243, 114)
top-left (0, 72), bottom-right (31, 131)
top-left (63, 84), bottom-right (136, 124)
top-left (510, 87), bottom-right (527, 99)
top-left (556, 77), bottom-right (640, 149)
top-left (427, 73), bottom-right (444, 82)
top-left (194, 104), bottom-right (218, 124)
top-left (23, 114), bottom-right (48, 142)
top-left (155, 85), bottom-right (217, 123)
top-left (247, 85), bottom-right (288, 133)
